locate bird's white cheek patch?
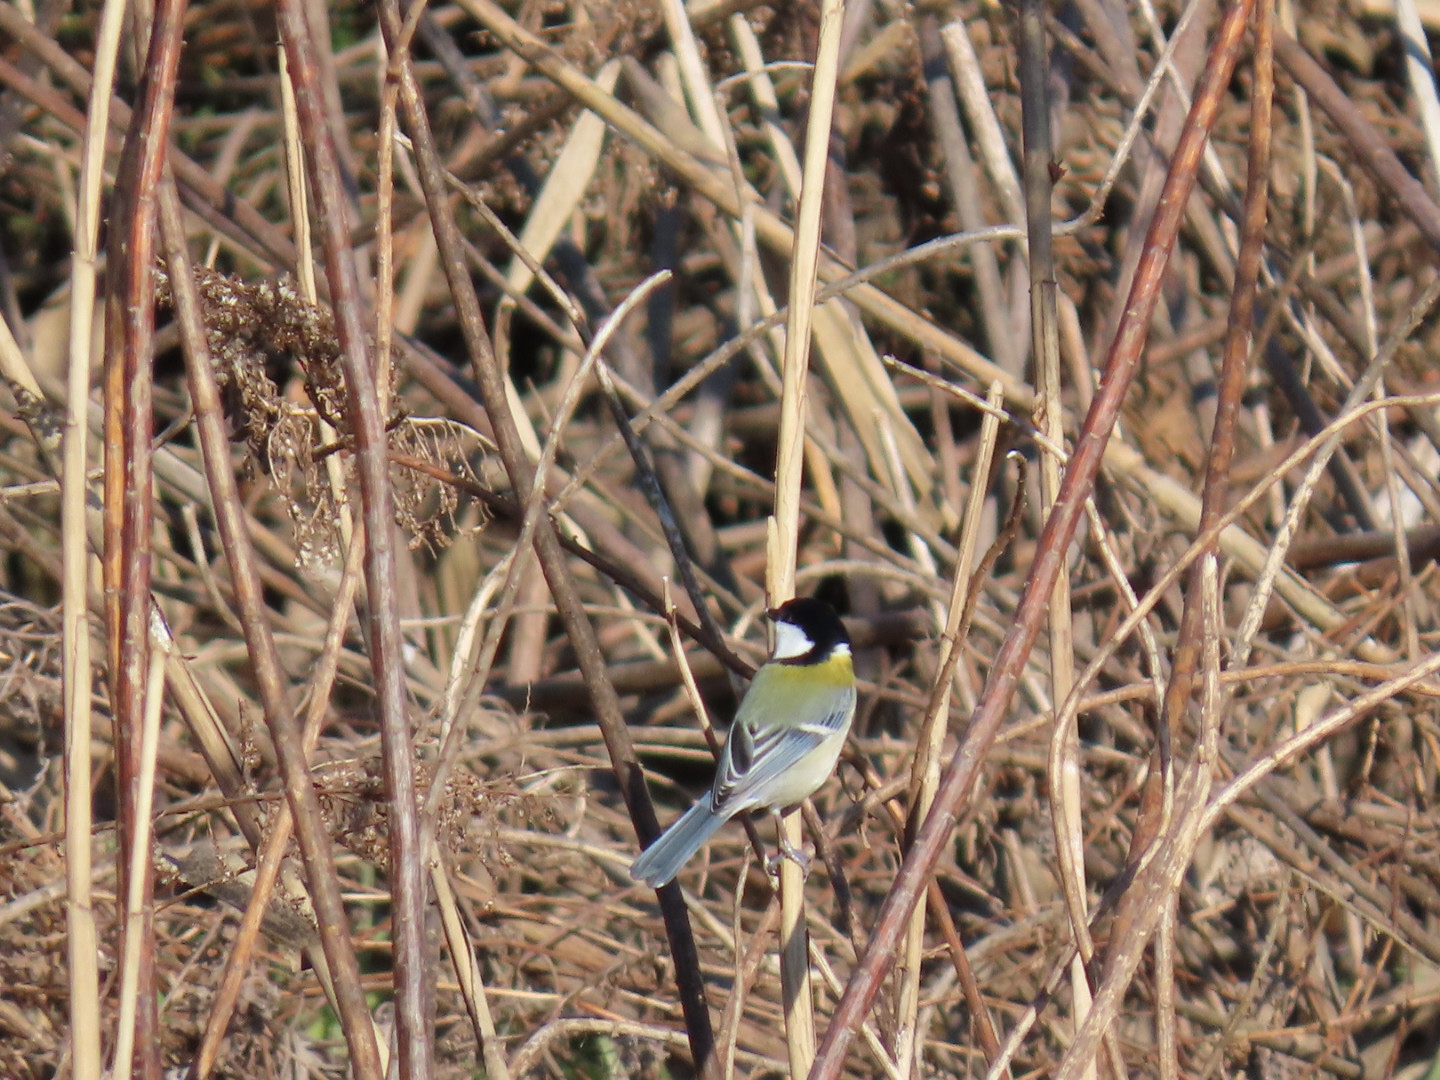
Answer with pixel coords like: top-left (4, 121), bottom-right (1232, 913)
top-left (772, 621), bottom-right (815, 660)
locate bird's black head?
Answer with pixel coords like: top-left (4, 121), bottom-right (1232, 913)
top-left (768, 597), bottom-right (850, 665)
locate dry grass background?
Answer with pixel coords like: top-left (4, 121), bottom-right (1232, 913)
top-left (2, 0), bottom-right (1440, 1077)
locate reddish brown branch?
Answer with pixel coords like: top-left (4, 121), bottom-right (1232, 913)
top-left (1275, 29), bottom-right (1440, 256)
top-left (370, 6), bottom-right (722, 1079)
top-left (100, 1), bottom-right (187, 1074)
top-left (270, 0), bottom-right (432, 1075)
top-left (0, 5), bottom-right (296, 268)
top-left (1155, 0), bottom-right (1275, 835)
top-left (158, 192), bottom-right (384, 1080)
top-left (809, 2), bottom-right (1257, 1075)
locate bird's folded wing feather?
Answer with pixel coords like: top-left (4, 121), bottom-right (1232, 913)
top-left (711, 687), bottom-right (854, 813)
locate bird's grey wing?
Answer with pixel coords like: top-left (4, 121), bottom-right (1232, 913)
top-left (711, 686), bottom-right (855, 813)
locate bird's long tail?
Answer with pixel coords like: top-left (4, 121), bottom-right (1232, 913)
top-left (629, 802), bottom-right (728, 887)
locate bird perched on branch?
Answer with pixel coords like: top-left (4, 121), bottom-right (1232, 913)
top-left (630, 597), bottom-right (857, 887)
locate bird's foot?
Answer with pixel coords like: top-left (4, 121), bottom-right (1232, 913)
top-left (766, 836), bottom-right (812, 880)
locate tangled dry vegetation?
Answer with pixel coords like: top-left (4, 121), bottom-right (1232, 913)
top-left (3, 0), bottom-right (1440, 1077)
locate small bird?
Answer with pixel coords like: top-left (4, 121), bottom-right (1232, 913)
top-left (630, 597), bottom-right (857, 887)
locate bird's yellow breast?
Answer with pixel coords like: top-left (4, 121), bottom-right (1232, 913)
top-left (737, 650), bottom-right (854, 723)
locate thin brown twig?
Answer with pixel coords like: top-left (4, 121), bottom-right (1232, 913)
top-left (1145, 0), bottom-right (1273, 1071)
top-left (101, 0), bottom-right (187, 1069)
top-left (371, 3), bottom-right (722, 1075)
top-left (156, 184), bottom-right (384, 1079)
top-left (1275, 29), bottom-right (1440, 256)
top-left (184, 528), bottom-right (367, 1080)
top-left (274, 1), bottom-right (432, 1072)
top-left (0, 5), bottom-right (296, 267)
top-left (810, 1), bottom-right (1257, 1072)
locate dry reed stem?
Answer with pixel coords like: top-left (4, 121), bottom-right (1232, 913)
top-left (157, 182), bottom-right (383, 1076)
top-left (0, 6), bottom-right (296, 266)
top-left (1017, 1), bottom-right (1098, 1074)
top-left (455, 0), bottom-right (1019, 402)
top-left (375, 2), bottom-right (724, 1073)
top-left (57, 0), bottom-right (124, 1071)
top-left (101, 0), bottom-right (189, 1071)
top-left (187, 529), bottom-right (367, 1079)
top-left (767, 2), bottom-right (848, 1074)
top-left (110, 644), bottom-right (165, 1080)
top-left (922, 16), bottom-right (1019, 378)
top-left (812, 1), bottom-right (1256, 1073)
top-left (276, 0), bottom-right (431, 1069)
top-left (898, 382), bottom-right (1005, 1070)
